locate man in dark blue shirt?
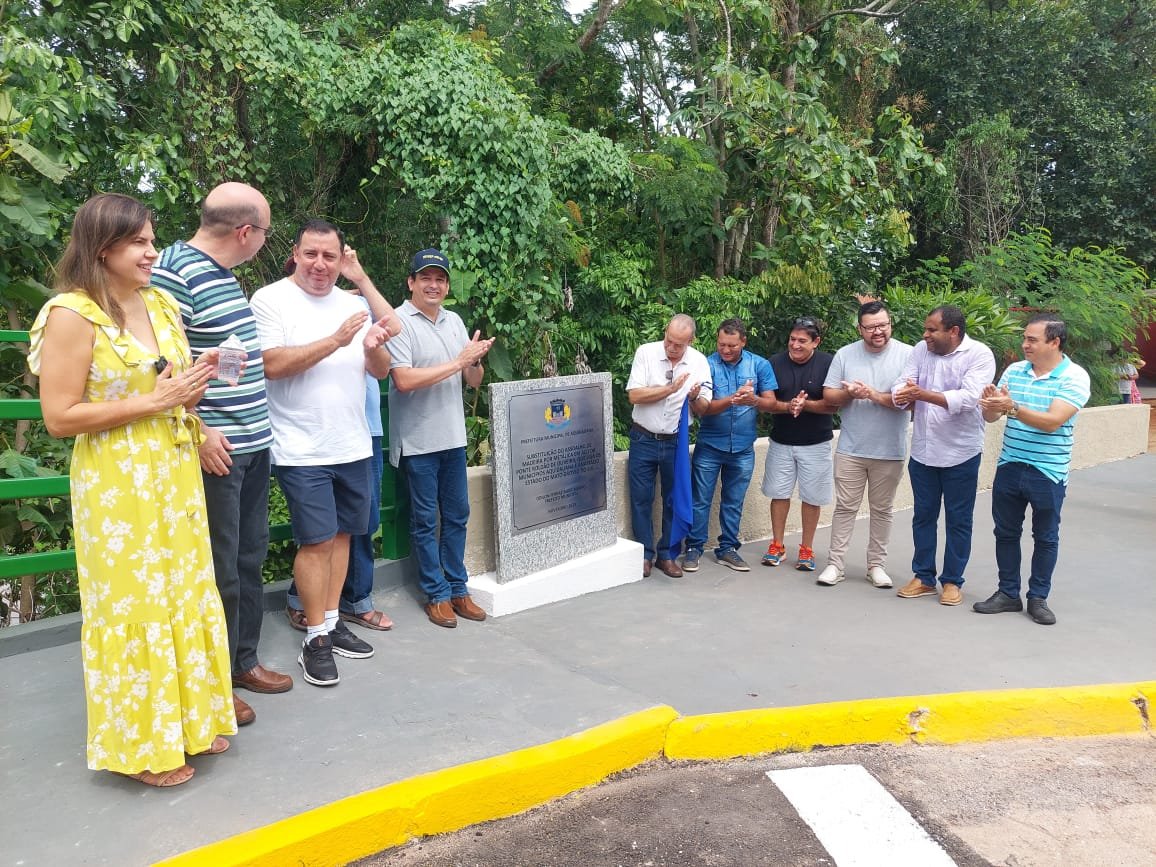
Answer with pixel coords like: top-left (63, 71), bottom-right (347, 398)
top-left (683, 319), bottom-right (777, 572)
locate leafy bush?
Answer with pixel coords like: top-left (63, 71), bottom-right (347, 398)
top-left (961, 229), bottom-right (1154, 404)
top-left (883, 260), bottom-right (1022, 368)
top-left (263, 481), bottom-right (296, 586)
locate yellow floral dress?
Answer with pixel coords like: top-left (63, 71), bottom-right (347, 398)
top-left (29, 288), bottom-right (236, 774)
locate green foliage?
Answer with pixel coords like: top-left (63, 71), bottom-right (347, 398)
top-left (646, 3), bottom-right (942, 279)
top-left (884, 229), bottom-right (1154, 404)
top-left (921, 113), bottom-right (1035, 260)
top-left (881, 270), bottom-right (1022, 367)
top-left (896, 0), bottom-right (1156, 270)
top-left (3, 0), bottom-right (1151, 623)
top-left (744, 271), bottom-right (861, 362)
top-left (0, 428), bottom-right (75, 621)
top-left (262, 482), bottom-right (296, 586)
top-left (549, 124), bottom-right (635, 212)
top-left (634, 136), bottom-right (727, 282)
top-left (961, 229), bottom-right (1155, 403)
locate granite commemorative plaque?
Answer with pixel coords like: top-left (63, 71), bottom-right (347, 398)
top-left (508, 385), bottom-right (606, 533)
top-left (489, 373), bottom-right (617, 583)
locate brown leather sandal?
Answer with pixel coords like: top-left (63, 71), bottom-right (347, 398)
top-left (191, 736), bottom-right (230, 756)
top-left (121, 765), bottom-right (195, 787)
top-left (340, 609), bottom-right (393, 631)
top-left (285, 606), bottom-right (307, 632)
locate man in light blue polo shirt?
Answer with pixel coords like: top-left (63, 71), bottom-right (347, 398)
top-left (975, 313), bottom-right (1090, 626)
top-left (682, 318), bottom-right (776, 572)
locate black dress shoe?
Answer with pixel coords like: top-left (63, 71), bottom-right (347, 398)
top-left (1027, 597), bottom-right (1057, 625)
top-left (972, 590), bottom-right (1023, 614)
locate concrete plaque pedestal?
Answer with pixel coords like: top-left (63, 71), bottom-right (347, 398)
top-left (481, 373), bottom-right (637, 617)
top-left (467, 537), bottom-right (643, 617)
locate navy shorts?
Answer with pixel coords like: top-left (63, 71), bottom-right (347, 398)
top-left (273, 458), bottom-right (372, 546)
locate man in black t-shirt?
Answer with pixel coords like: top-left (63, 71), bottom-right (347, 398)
top-left (759, 317), bottom-right (836, 571)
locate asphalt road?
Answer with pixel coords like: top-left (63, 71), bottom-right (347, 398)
top-left (358, 735), bottom-right (1156, 867)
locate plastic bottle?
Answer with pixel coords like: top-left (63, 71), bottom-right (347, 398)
top-left (216, 334), bottom-right (247, 386)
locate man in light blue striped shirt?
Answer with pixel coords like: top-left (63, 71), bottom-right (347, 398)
top-left (974, 313), bottom-right (1090, 626)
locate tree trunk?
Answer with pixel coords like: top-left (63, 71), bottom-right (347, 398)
top-left (683, 9), bottom-right (726, 278)
top-left (759, 2), bottom-right (799, 263)
top-left (537, 0), bottom-right (625, 85)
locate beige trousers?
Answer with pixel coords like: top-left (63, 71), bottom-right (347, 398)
top-left (826, 452), bottom-right (905, 571)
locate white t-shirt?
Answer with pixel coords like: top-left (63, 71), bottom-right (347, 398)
top-left (250, 277), bottom-right (373, 466)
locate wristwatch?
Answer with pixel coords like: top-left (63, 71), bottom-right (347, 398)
top-left (1007, 401), bottom-right (1019, 419)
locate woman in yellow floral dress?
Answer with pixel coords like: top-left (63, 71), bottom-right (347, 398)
top-left (30, 194), bottom-right (236, 787)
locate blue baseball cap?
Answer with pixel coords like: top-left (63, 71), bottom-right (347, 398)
top-left (409, 248), bottom-right (450, 276)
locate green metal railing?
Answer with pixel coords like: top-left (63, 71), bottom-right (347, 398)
top-left (0, 328), bottom-right (409, 584)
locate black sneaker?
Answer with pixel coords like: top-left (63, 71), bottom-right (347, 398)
top-left (972, 590), bottom-right (1024, 614)
top-left (299, 635), bottom-right (340, 686)
top-left (1027, 597), bottom-right (1057, 625)
top-left (329, 620), bottom-right (374, 659)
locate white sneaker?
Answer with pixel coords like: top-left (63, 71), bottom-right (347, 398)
top-left (866, 566), bottom-right (893, 589)
top-left (816, 565), bottom-right (845, 586)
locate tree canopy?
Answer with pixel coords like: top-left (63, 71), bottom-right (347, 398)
top-left (1, 0), bottom-right (1151, 396)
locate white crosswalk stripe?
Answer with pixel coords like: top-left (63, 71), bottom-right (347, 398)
top-left (768, 763), bottom-right (959, 866)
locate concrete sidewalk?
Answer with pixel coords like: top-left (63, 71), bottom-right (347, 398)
top-left (2, 454), bottom-right (1154, 867)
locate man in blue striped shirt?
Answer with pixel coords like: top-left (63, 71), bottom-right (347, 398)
top-left (975, 313), bottom-right (1090, 625)
top-left (152, 182), bottom-right (292, 722)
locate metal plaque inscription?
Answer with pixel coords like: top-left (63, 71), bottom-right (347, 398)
top-left (508, 385), bottom-right (607, 534)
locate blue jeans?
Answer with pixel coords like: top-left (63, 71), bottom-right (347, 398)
top-left (992, 461), bottom-right (1066, 600)
top-left (628, 429), bottom-right (677, 562)
top-left (908, 453), bottom-right (981, 587)
top-left (202, 447), bottom-right (270, 675)
top-left (400, 447), bottom-right (469, 604)
top-left (686, 443), bottom-right (754, 557)
top-left (287, 436), bottom-right (383, 616)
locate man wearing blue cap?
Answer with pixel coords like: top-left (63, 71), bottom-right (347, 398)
top-left (388, 249), bottom-right (494, 628)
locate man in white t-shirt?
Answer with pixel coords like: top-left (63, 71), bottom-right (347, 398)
top-left (817, 301), bottom-right (913, 589)
top-left (251, 220), bottom-right (397, 688)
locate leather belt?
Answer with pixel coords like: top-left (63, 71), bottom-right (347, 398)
top-left (631, 422), bottom-right (677, 441)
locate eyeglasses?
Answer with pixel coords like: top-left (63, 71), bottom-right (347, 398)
top-left (793, 317), bottom-right (817, 329)
top-left (859, 321), bottom-right (892, 332)
top-left (236, 224), bottom-right (271, 234)
top-left (665, 369), bottom-right (674, 383)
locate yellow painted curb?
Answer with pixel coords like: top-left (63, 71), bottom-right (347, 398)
top-left (665, 681), bottom-right (1156, 761)
top-left (155, 682), bottom-right (1154, 866)
top-left (155, 704), bottom-right (678, 867)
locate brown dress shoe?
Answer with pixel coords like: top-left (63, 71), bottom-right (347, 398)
top-left (655, 558), bottom-right (684, 578)
top-left (233, 664), bottom-right (294, 694)
top-left (939, 583), bottom-right (963, 606)
top-left (896, 577), bottom-right (937, 598)
top-left (643, 560), bottom-right (653, 578)
top-left (451, 595), bottom-right (487, 621)
top-left (233, 692), bottom-right (256, 727)
top-left (424, 600), bottom-right (457, 628)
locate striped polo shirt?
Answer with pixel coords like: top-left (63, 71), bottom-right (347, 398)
top-left (997, 356), bottom-right (1090, 484)
top-left (151, 241), bottom-right (273, 455)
